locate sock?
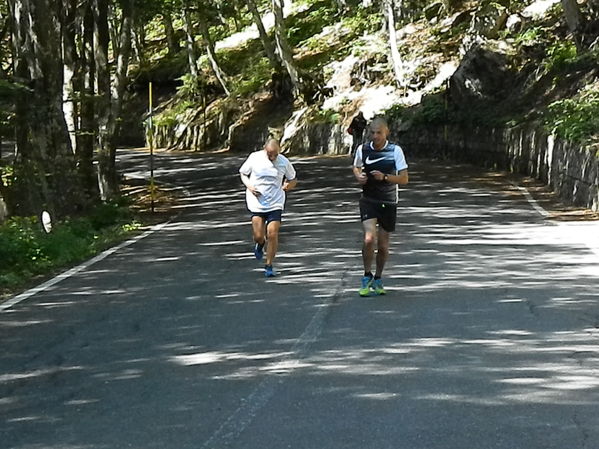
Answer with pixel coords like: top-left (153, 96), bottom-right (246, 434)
top-left (374, 275), bottom-right (381, 280)
top-left (364, 272), bottom-right (373, 278)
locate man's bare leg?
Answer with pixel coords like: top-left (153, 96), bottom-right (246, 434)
top-left (375, 228), bottom-right (390, 278)
top-left (251, 216), bottom-right (266, 246)
top-left (361, 218), bottom-right (378, 274)
top-left (265, 220), bottom-right (281, 267)
top-left (251, 216), bottom-right (267, 260)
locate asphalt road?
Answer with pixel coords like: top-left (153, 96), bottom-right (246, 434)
top-left (1, 150), bottom-right (599, 449)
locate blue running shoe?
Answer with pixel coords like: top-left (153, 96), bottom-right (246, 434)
top-left (372, 278), bottom-right (386, 295)
top-left (359, 275), bottom-right (373, 296)
top-left (264, 265), bottom-right (276, 278)
top-left (254, 242), bottom-right (264, 260)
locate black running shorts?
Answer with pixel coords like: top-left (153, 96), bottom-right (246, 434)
top-left (359, 198), bottom-right (397, 232)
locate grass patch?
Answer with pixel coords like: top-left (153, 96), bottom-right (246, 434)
top-left (0, 179), bottom-right (178, 300)
top-left (0, 199), bottom-right (141, 294)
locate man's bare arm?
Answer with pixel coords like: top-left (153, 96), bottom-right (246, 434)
top-left (283, 178), bottom-right (297, 191)
top-left (240, 173), bottom-right (261, 196)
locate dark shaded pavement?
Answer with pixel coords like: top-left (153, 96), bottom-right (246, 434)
top-left (1, 150), bottom-right (598, 449)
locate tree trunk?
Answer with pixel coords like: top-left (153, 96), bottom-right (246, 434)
top-left (104, 0), bottom-right (133, 200)
top-left (78, 1), bottom-right (97, 202)
top-left (62, 0), bottom-right (80, 154)
top-left (93, 0), bottom-right (132, 201)
top-left (92, 0), bottom-right (115, 200)
top-left (385, 0), bottom-right (406, 88)
top-left (270, 0), bottom-right (302, 98)
top-left (197, 8), bottom-right (230, 96)
top-left (247, 0), bottom-right (280, 70)
top-left (131, 20), bottom-right (147, 67)
top-left (560, 0), bottom-right (584, 49)
top-left (8, 0), bottom-right (84, 217)
top-left (163, 11), bottom-right (179, 55)
top-left (183, 6), bottom-right (198, 78)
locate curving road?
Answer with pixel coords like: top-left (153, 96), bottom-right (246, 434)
top-left (1, 149), bottom-right (599, 449)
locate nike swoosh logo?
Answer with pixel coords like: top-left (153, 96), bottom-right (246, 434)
top-left (365, 156), bottom-right (386, 164)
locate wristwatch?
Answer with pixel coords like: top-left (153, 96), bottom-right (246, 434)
top-left (384, 175), bottom-right (389, 182)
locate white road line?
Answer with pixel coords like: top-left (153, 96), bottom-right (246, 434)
top-left (512, 184), bottom-right (551, 218)
top-left (200, 270), bottom-right (349, 449)
top-left (514, 183), bottom-right (599, 259)
top-left (0, 221), bottom-right (171, 313)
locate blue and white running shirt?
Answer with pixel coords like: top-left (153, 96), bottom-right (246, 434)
top-left (353, 140), bottom-right (408, 204)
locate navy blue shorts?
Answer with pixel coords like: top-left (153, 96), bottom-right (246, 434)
top-left (359, 199), bottom-right (397, 232)
top-left (251, 209), bottom-right (283, 223)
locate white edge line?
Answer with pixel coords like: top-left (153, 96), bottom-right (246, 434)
top-left (0, 220), bottom-right (171, 313)
top-left (513, 182), bottom-right (599, 259)
top-left (512, 183), bottom-right (551, 218)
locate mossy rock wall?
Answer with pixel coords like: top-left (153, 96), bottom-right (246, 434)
top-left (283, 122), bottom-right (348, 156)
top-left (151, 98), bottom-right (240, 152)
top-left (399, 123), bottom-right (599, 211)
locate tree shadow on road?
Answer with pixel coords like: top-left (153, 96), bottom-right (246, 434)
top-left (1, 155), bottom-right (598, 448)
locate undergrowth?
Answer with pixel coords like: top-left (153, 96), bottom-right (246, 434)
top-left (545, 84), bottom-right (599, 145)
top-left (0, 199), bottom-right (142, 295)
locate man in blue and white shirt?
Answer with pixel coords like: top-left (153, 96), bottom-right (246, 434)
top-left (239, 139), bottom-right (297, 278)
top-left (352, 117), bottom-right (409, 296)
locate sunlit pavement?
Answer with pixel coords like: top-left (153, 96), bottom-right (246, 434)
top-left (1, 150), bottom-right (598, 449)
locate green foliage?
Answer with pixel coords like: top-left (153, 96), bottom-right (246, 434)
top-left (300, 5), bottom-right (378, 57)
top-left (286, 1), bottom-right (338, 46)
top-left (0, 201), bottom-right (140, 290)
top-left (177, 73), bottom-right (203, 99)
top-left (88, 199), bottom-right (132, 229)
top-left (386, 103), bottom-right (410, 123)
top-left (232, 57), bottom-right (272, 97)
top-left (312, 108), bottom-right (340, 124)
top-left (0, 164), bottom-right (13, 187)
top-left (386, 94), bottom-right (446, 126)
top-left (342, 7), bottom-right (380, 35)
top-left (545, 86), bottom-right (599, 144)
top-left (544, 41), bottom-right (578, 72)
top-left (0, 79), bottom-right (30, 101)
top-left (154, 99), bottom-right (194, 127)
top-left (0, 217), bottom-right (45, 273)
top-left (218, 38), bottom-right (265, 75)
top-left (414, 95), bottom-right (446, 125)
top-left (513, 26), bottom-right (543, 46)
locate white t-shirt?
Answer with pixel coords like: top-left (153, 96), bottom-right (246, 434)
top-left (239, 150), bottom-right (296, 213)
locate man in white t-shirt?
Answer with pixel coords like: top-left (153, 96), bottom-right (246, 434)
top-left (239, 139), bottom-right (297, 277)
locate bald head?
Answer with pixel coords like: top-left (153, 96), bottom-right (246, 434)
top-left (370, 117), bottom-right (389, 130)
top-left (369, 117), bottom-right (390, 149)
top-left (264, 138), bottom-right (280, 161)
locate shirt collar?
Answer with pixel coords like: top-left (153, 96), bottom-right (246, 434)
top-left (262, 150), bottom-right (278, 164)
top-left (369, 140), bottom-right (389, 151)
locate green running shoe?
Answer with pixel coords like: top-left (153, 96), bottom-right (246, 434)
top-left (372, 278), bottom-right (386, 295)
top-left (359, 275), bottom-right (373, 296)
